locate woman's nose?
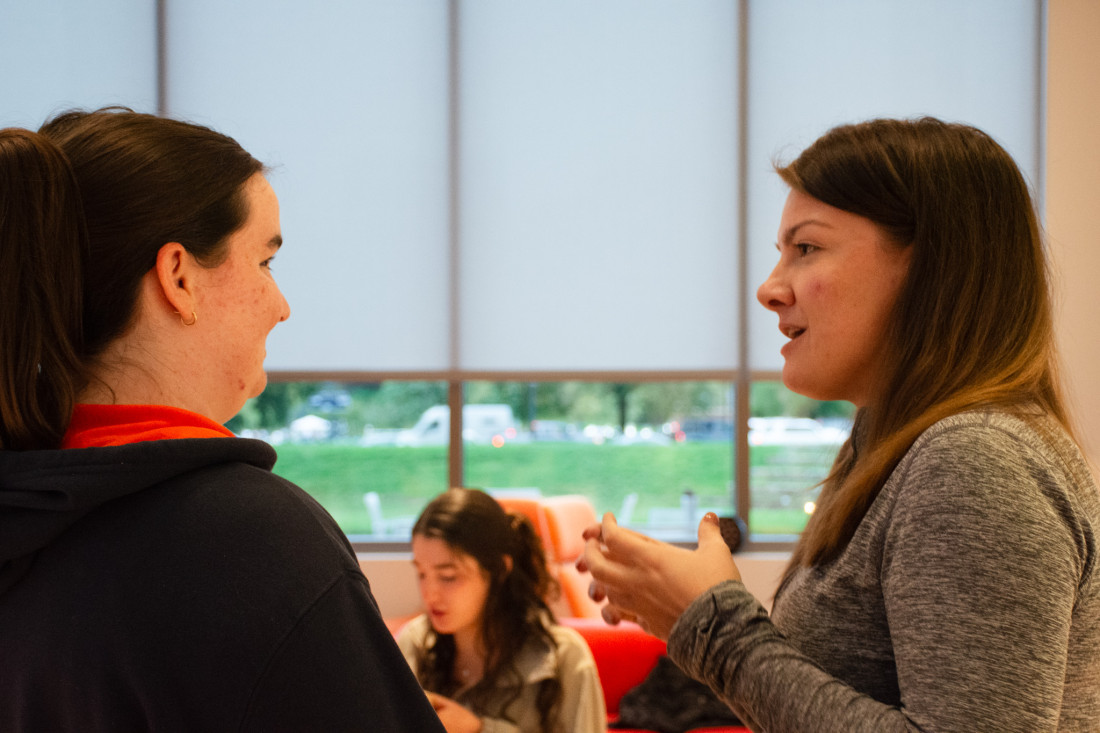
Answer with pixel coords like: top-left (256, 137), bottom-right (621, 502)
top-left (756, 264), bottom-right (792, 311)
top-left (276, 286), bottom-right (291, 323)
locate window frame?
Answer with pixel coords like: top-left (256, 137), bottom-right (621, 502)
top-left (272, 368), bottom-right (797, 553)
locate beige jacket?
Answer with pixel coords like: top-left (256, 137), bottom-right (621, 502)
top-left (398, 614), bottom-right (607, 733)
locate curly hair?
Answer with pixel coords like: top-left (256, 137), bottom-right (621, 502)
top-left (411, 488), bottom-right (564, 733)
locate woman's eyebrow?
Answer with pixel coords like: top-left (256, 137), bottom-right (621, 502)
top-left (411, 559), bottom-right (457, 570)
top-left (780, 218), bottom-right (831, 245)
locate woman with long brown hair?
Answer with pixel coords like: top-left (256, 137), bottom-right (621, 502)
top-left (580, 117), bottom-right (1100, 731)
top-left (399, 488), bottom-right (606, 733)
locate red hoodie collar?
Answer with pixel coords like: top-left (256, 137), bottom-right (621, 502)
top-left (62, 404), bottom-right (234, 449)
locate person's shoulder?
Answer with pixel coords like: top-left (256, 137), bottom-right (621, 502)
top-left (906, 408), bottom-right (1080, 475)
top-left (893, 407), bottom-right (1098, 517)
top-left (395, 614), bottom-right (431, 672)
top-left (396, 614), bottom-right (432, 645)
top-left (146, 439), bottom-right (360, 580)
top-left (917, 407), bottom-right (1037, 442)
top-left (547, 620), bottom-right (598, 664)
top-left (158, 438), bottom-right (334, 518)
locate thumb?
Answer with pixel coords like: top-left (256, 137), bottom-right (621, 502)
top-left (596, 511), bottom-right (620, 546)
top-left (697, 512), bottom-right (726, 551)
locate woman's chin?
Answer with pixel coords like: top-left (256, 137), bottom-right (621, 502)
top-left (781, 369), bottom-right (830, 403)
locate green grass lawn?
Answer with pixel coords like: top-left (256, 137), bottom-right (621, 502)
top-left (271, 442), bottom-right (829, 538)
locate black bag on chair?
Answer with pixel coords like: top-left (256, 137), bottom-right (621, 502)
top-left (611, 655), bottom-right (743, 733)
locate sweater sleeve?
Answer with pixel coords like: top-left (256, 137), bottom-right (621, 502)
top-left (668, 421), bottom-right (1089, 733)
top-left (240, 570), bottom-right (445, 733)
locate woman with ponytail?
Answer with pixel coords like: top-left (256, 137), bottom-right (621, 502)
top-left (581, 118), bottom-right (1100, 731)
top-left (399, 488), bottom-right (606, 732)
top-left (0, 110), bottom-right (443, 732)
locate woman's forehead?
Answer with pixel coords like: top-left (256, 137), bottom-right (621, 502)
top-left (412, 535), bottom-right (478, 569)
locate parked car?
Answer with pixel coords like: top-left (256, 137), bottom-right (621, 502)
top-left (393, 404), bottom-right (519, 446)
top-left (307, 387), bottom-right (352, 412)
top-left (747, 417), bottom-right (849, 446)
top-left (529, 419), bottom-right (581, 442)
top-left (677, 417), bottom-right (734, 443)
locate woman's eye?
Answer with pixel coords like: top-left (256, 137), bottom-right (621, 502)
top-left (440, 575), bottom-right (458, 584)
top-left (795, 243), bottom-right (817, 256)
top-left (261, 257), bottom-right (275, 270)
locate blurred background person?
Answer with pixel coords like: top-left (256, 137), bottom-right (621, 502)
top-left (400, 487), bottom-right (606, 733)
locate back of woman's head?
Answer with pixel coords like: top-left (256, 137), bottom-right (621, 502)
top-left (0, 129), bottom-right (86, 450)
top-left (0, 108), bottom-right (263, 450)
top-left (779, 118), bottom-right (1066, 567)
top-left (38, 108), bottom-right (264, 361)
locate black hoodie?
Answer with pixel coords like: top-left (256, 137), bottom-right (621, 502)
top-left (0, 437), bottom-right (444, 732)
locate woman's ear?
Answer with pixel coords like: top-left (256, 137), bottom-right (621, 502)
top-left (502, 555), bottom-right (514, 575)
top-left (153, 242), bottom-right (195, 317)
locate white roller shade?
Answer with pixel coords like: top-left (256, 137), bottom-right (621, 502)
top-left (166, 1), bottom-right (452, 371)
top-left (458, 0), bottom-right (740, 371)
top-left (746, 0), bottom-right (1041, 371)
top-left (0, 0), bottom-right (156, 127)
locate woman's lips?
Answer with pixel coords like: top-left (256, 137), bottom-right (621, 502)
top-left (781, 324), bottom-right (806, 339)
top-left (779, 325), bottom-right (804, 358)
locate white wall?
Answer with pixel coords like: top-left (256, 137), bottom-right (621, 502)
top-left (1047, 0), bottom-right (1100, 472)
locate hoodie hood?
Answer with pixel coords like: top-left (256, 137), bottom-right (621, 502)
top-left (0, 437), bottom-right (276, 593)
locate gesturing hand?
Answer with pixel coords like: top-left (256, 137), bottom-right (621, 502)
top-left (578, 512), bottom-right (741, 639)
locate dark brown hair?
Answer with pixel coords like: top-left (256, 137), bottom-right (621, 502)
top-left (0, 108), bottom-right (263, 450)
top-left (411, 488), bottom-right (562, 732)
top-left (778, 117), bottom-right (1069, 572)
top-left (38, 108), bottom-right (264, 360)
top-left (0, 129), bottom-right (87, 450)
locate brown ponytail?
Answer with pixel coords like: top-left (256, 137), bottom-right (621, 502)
top-left (0, 129), bottom-right (87, 449)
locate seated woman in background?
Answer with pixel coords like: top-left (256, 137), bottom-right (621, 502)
top-left (399, 487), bottom-right (607, 733)
top-left (0, 109), bottom-right (443, 731)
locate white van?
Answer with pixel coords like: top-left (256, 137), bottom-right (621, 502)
top-left (395, 404), bottom-right (518, 446)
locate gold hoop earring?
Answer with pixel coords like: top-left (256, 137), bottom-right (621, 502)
top-left (175, 310), bottom-right (198, 326)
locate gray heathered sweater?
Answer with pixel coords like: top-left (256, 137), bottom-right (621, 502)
top-left (668, 409), bottom-right (1100, 732)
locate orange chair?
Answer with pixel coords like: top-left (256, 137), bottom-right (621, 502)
top-left (540, 495), bottom-right (605, 618)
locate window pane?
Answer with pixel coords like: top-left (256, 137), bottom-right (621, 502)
top-left (747, 0), bottom-right (1040, 371)
top-left (748, 381), bottom-right (855, 538)
top-left (459, 1), bottom-right (740, 370)
top-left (463, 381), bottom-right (736, 542)
top-left (0, 0), bottom-right (157, 127)
top-left (230, 380), bottom-right (449, 539)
